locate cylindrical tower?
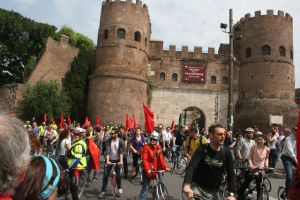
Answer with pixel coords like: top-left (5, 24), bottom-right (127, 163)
top-left (87, 0), bottom-right (151, 125)
top-left (234, 10), bottom-right (297, 132)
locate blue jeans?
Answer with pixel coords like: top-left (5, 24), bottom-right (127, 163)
top-left (139, 171), bottom-right (163, 200)
top-left (101, 160), bottom-right (121, 192)
top-left (281, 155), bottom-right (297, 195)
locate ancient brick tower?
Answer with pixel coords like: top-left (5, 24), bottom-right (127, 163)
top-left (87, 0), bottom-right (151, 125)
top-left (234, 10), bottom-right (298, 132)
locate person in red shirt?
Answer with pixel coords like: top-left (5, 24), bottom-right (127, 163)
top-left (139, 131), bottom-right (171, 200)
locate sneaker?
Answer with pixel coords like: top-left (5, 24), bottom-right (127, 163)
top-left (118, 188), bottom-right (123, 194)
top-left (98, 191), bottom-right (105, 198)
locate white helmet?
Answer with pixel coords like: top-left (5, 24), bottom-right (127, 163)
top-left (150, 131), bottom-right (159, 141)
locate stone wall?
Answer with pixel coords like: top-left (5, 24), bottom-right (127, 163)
top-left (151, 87), bottom-right (229, 129)
top-left (28, 35), bottom-right (79, 89)
top-left (0, 83), bottom-right (26, 113)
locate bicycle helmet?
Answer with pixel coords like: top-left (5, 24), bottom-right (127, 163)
top-left (149, 131), bottom-right (159, 141)
top-left (74, 127), bottom-right (86, 136)
top-left (245, 127), bottom-right (254, 132)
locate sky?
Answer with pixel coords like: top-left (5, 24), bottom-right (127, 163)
top-left (1, 0), bottom-right (300, 87)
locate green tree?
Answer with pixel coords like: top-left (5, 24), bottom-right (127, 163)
top-left (0, 8), bottom-right (57, 85)
top-left (64, 50), bottom-right (92, 121)
top-left (55, 25), bottom-right (95, 51)
top-left (54, 25), bottom-right (76, 46)
top-left (18, 80), bottom-right (70, 122)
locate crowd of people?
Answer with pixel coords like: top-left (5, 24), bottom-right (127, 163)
top-left (0, 112), bottom-right (299, 200)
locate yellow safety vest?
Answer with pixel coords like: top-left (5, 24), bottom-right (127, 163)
top-left (67, 140), bottom-right (87, 169)
top-left (39, 126), bottom-right (45, 136)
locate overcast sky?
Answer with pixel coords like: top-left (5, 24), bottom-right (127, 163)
top-left (1, 0), bottom-right (300, 87)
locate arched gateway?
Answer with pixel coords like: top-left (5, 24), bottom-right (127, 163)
top-left (180, 106), bottom-right (206, 131)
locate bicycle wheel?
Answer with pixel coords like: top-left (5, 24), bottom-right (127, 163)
top-left (258, 185), bottom-right (269, 200)
top-left (174, 157), bottom-right (187, 175)
top-left (78, 174), bottom-right (86, 199)
top-left (182, 183), bottom-right (205, 200)
top-left (156, 182), bottom-right (169, 200)
top-left (263, 177), bottom-right (272, 192)
top-left (277, 186), bottom-right (286, 200)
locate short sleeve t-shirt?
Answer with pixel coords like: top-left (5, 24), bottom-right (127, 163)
top-left (236, 138), bottom-right (255, 160)
top-left (110, 139), bottom-right (119, 160)
top-left (59, 138), bottom-right (71, 155)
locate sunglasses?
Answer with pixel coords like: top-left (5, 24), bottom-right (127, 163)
top-left (150, 138), bottom-right (158, 142)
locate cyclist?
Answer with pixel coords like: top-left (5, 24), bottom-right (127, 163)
top-left (280, 127), bottom-right (297, 198)
top-left (139, 131), bottom-right (172, 200)
top-left (237, 134), bottom-right (270, 200)
top-left (184, 126), bottom-right (207, 161)
top-left (183, 124), bottom-right (236, 200)
top-left (130, 127), bottom-right (145, 178)
top-left (14, 155), bottom-right (61, 200)
top-left (172, 125), bottom-right (187, 161)
top-left (235, 127), bottom-right (255, 161)
top-left (99, 127), bottom-right (124, 198)
top-left (66, 128), bottom-right (87, 200)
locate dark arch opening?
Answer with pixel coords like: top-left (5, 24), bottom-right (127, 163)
top-left (180, 106), bottom-right (206, 131)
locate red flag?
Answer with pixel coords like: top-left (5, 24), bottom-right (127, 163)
top-left (87, 138), bottom-right (100, 171)
top-left (43, 113), bottom-right (47, 123)
top-left (125, 113), bottom-right (129, 132)
top-left (67, 115), bottom-right (71, 125)
top-left (297, 109), bottom-right (300, 178)
top-left (128, 118), bottom-right (133, 129)
top-left (96, 115), bottom-right (102, 127)
top-left (143, 103), bottom-right (154, 134)
top-left (59, 114), bottom-right (64, 129)
top-left (170, 120), bottom-right (174, 131)
top-left (133, 114), bottom-right (138, 129)
top-left (83, 116), bottom-right (91, 127)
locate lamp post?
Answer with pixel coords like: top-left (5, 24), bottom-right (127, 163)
top-left (221, 9), bottom-right (234, 132)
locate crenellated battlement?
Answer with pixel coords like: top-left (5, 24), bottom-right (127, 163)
top-left (149, 40), bottom-right (223, 60)
top-left (238, 10), bottom-right (292, 24)
top-left (102, 0), bottom-right (148, 12)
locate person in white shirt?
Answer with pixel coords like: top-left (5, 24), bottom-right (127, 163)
top-left (162, 127), bottom-right (172, 152)
top-left (280, 127), bottom-right (298, 198)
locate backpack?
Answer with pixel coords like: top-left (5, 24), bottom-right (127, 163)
top-left (186, 136), bottom-right (204, 153)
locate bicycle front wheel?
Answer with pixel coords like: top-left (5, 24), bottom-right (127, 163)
top-left (156, 182), bottom-right (169, 200)
top-left (263, 177), bottom-right (272, 192)
top-left (174, 157), bottom-right (187, 175)
top-left (259, 185), bottom-right (269, 200)
top-left (277, 186), bottom-right (286, 200)
top-left (78, 174), bottom-right (86, 199)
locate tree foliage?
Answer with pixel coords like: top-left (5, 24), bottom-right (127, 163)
top-left (64, 50), bottom-right (93, 121)
top-left (54, 25), bottom-right (95, 51)
top-left (18, 80), bottom-right (70, 122)
top-left (0, 8), bottom-right (57, 86)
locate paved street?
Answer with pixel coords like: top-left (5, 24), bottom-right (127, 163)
top-left (58, 158), bottom-right (285, 200)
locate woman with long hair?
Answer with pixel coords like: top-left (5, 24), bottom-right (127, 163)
top-left (57, 129), bottom-right (71, 169)
top-left (14, 156), bottom-right (61, 200)
top-left (129, 127), bottom-right (145, 178)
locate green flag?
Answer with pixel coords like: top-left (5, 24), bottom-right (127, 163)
top-left (178, 113), bottom-right (183, 127)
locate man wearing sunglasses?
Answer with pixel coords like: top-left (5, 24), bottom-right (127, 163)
top-left (139, 131), bottom-right (171, 200)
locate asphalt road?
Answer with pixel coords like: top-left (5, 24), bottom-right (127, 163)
top-left (57, 157), bottom-right (285, 200)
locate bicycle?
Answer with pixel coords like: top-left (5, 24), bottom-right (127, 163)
top-left (104, 163), bottom-right (122, 199)
top-left (147, 169), bottom-right (170, 200)
top-left (57, 170), bottom-right (86, 200)
top-left (243, 168), bottom-right (269, 200)
top-left (182, 182), bottom-right (223, 200)
top-left (172, 146), bottom-right (187, 175)
top-left (277, 186), bottom-right (287, 200)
